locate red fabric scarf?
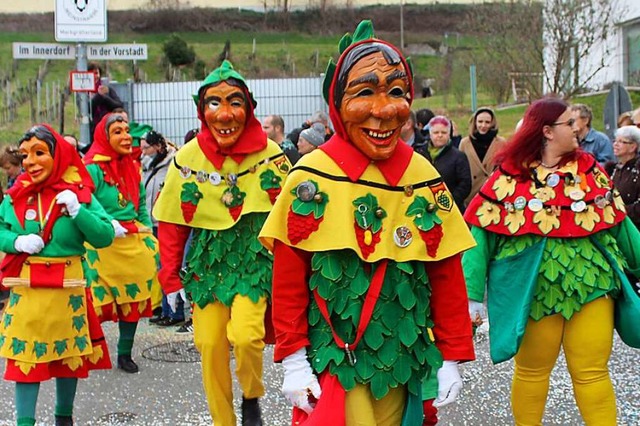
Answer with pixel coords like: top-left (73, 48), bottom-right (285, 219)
top-left (84, 113), bottom-right (141, 210)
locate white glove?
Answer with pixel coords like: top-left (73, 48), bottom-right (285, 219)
top-left (111, 220), bottom-right (128, 238)
top-left (166, 289), bottom-right (186, 313)
top-left (468, 300), bottom-right (485, 325)
top-left (14, 234), bottom-right (45, 254)
top-left (56, 189), bottom-right (81, 218)
top-left (281, 348), bottom-right (322, 414)
top-left (433, 360), bottom-right (462, 408)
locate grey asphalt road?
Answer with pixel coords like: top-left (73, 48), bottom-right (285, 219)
top-left (0, 321), bottom-right (638, 425)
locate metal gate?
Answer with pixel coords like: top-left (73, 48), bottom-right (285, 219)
top-left (114, 77), bottom-right (327, 145)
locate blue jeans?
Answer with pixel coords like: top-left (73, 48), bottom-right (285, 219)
top-left (161, 292), bottom-right (185, 320)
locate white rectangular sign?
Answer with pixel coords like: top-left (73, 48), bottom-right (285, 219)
top-left (12, 43), bottom-right (148, 61)
top-left (55, 0), bottom-right (107, 42)
top-left (70, 71), bottom-right (96, 92)
top-left (13, 43), bottom-right (75, 60)
top-left (88, 44), bottom-right (148, 60)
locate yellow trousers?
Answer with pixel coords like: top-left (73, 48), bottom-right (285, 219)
top-left (512, 297), bottom-right (616, 426)
top-left (193, 295), bottom-right (266, 426)
top-left (345, 383), bottom-right (406, 426)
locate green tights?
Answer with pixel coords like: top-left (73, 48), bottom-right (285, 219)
top-left (15, 378), bottom-right (77, 425)
top-left (117, 320), bottom-right (138, 356)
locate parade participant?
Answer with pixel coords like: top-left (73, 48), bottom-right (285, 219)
top-left (464, 97), bottom-right (640, 425)
top-left (0, 125), bottom-right (114, 426)
top-left (153, 60), bottom-right (290, 426)
top-left (260, 20), bottom-right (476, 425)
top-left (83, 113), bottom-right (158, 374)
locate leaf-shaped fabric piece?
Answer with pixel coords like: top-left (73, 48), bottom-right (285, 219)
top-left (72, 315), bottom-right (86, 332)
top-left (9, 292), bottom-right (21, 308)
top-left (504, 210), bottom-right (526, 234)
top-left (93, 286), bottom-right (107, 302)
top-left (476, 201), bottom-right (501, 227)
top-left (492, 175), bottom-right (517, 200)
top-left (125, 283), bottom-right (141, 299)
top-left (74, 335), bottom-right (88, 352)
top-left (11, 337), bottom-right (26, 355)
top-left (54, 339), bottom-right (68, 356)
top-left (68, 295), bottom-right (84, 312)
top-left (33, 341), bottom-right (47, 359)
top-left (143, 236), bottom-right (157, 251)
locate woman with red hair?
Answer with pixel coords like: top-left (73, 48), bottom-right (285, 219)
top-left (463, 97), bottom-right (640, 425)
top-left (84, 113), bottom-right (158, 374)
top-left (0, 124), bottom-right (114, 426)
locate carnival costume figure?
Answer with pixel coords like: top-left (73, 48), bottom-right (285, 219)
top-left (464, 97), bottom-right (640, 425)
top-left (83, 113), bottom-right (158, 374)
top-left (153, 60), bottom-right (291, 426)
top-left (259, 21), bottom-right (476, 426)
top-left (0, 125), bottom-right (114, 426)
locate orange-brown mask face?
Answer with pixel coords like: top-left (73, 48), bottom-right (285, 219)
top-left (203, 82), bottom-right (247, 149)
top-left (339, 51), bottom-right (411, 160)
top-left (108, 120), bottom-right (133, 155)
top-left (19, 137), bottom-right (54, 185)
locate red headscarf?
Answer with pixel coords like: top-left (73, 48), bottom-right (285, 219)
top-left (195, 82), bottom-right (267, 169)
top-left (8, 124), bottom-right (94, 227)
top-left (84, 113), bottom-right (141, 210)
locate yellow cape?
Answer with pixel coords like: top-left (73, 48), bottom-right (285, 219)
top-left (153, 139), bottom-right (290, 231)
top-left (259, 149), bottom-right (476, 262)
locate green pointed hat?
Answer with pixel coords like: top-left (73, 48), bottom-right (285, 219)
top-left (193, 60), bottom-right (255, 107)
top-left (322, 20), bottom-right (413, 104)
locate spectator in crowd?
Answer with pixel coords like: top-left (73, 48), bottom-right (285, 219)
top-left (297, 122), bottom-right (326, 156)
top-left (88, 62), bottom-right (124, 144)
top-left (617, 111), bottom-right (634, 128)
top-left (464, 96), bottom-right (640, 426)
top-left (400, 110), bottom-right (425, 149)
top-left (459, 107), bottom-right (507, 206)
top-left (140, 130), bottom-right (184, 327)
top-left (416, 108), bottom-right (435, 131)
top-left (570, 103), bottom-right (615, 164)
top-left (63, 134), bottom-right (79, 151)
top-left (287, 110), bottom-right (333, 147)
top-left (0, 146), bottom-right (22, 191)
top-left (605, 125), bottom-right (640, 229)
top-left (262, 114), bottom-right (301, 165)
top-left (631, 107), bottom-right (640, 127)
top-left (424, 116), bottom-right (471, 212)
top-left (83, 113), bottom-right (158, 374)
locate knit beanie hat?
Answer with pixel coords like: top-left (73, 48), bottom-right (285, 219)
top-left (300, 123), bottom-right (326, 147)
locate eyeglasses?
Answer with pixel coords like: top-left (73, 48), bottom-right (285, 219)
top-left (551, 118), bottom-right (576, 127)
top-left (613, 139), bottom-right (636, 145)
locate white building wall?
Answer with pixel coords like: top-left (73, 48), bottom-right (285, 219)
top-left (544, 0), bottom-right (640, 92)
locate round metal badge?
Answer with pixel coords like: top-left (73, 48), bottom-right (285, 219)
top-left (546, 173), bottom-right (560, 188)
top-left (179, 166), bottom-right (192, 179)
top-left (594, 195), bottom-right (607, 209)
top-left (225, 173), bottom-right (238, 186)
top-left (295, 181), bottom-right (317, 202)
top-left (196, 170), bottom-right (208, 184)
top-left (528, 198), bottom-right (544, 212)
top-left (393, 226), bottom-right (413, 248)
top-left (209, 172), bottom-right (222, 186)
top-left (25, 209), bottom-right (37, 221)
top-left (514, 196), bottom-right (527, 211)
top-left (569, 189), bottom-right (585, 201)
top-left (571, 201), bottom-right (587, 213)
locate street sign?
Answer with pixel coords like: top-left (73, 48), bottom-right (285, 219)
top-left (55, 0), bottom-right (107, 42)
top-left (69, 71), bottom-right (96, 92)
top-left (13, 42), bottom-right (75, 60)
top-left (87, 44), bottom-right (148, 60)
top-left (12, 43), bottom-right (148, 61)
